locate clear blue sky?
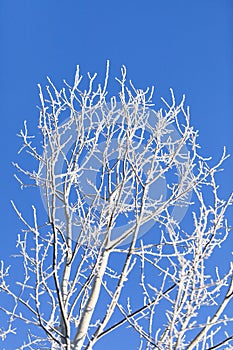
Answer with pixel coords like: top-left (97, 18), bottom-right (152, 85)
top-left (0, 0), bottom-right (233, 348)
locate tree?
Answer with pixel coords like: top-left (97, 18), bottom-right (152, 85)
top-left (0, 62), bottom-right (232, 349)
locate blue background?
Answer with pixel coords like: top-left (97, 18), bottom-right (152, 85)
top-left (0, 0), bottom-right (232, 348)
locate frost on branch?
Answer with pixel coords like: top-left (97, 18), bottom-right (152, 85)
top-left (0, 62), bottom-right (232, 349)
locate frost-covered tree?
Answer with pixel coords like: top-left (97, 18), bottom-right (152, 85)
top-left (0, 63), bottom-right (232, 349)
